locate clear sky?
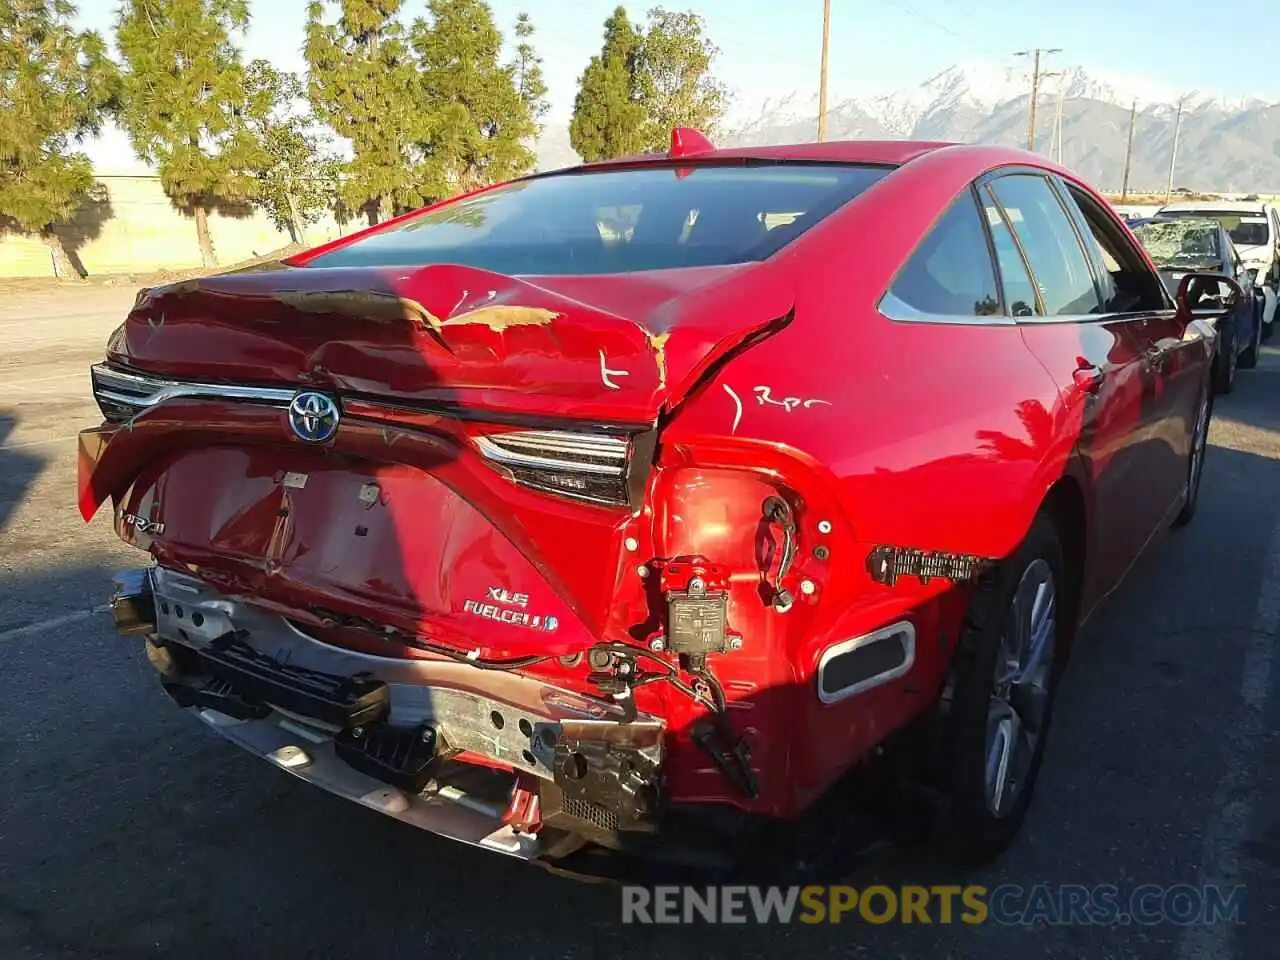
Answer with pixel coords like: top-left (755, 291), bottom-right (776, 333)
top-left (73, 0), bottom-right (1280, 167)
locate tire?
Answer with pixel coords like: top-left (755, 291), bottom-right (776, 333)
top-left (1173, 385), bottom-right (1211, 528)
top-left (935, 511), bottom-right (1070, 865)
top-left (1240, 310), bottom-right (1261, 369)
top-left (1212, 321), bottom-right (1237, 393)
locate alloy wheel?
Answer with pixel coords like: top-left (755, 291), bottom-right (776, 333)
top-left (983, 558), bottom-right (1056, 819)
top-left (1188, 393), bottom-right (1209, 503)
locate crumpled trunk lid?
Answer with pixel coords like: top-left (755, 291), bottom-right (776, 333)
top-left (85, 257), bottom-right (795, 657)
top-left (107, 261), bottom-right (793, 425)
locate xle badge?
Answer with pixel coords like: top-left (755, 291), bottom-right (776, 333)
top-left (121, 513), bottom-right (165, 535)
top-left (463, 586), bottom-right (559, 632)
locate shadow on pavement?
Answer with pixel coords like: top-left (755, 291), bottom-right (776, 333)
top-left (5, 395), bottom-right (1280, 958)
top-left (0, 412), bottom-right (45, 536)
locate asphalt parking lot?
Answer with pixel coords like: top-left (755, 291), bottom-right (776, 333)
top-left (2, 286), bottom-right (1279, 959)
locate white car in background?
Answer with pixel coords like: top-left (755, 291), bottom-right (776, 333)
top-left (1156, 199), bottom-right (1280, 338)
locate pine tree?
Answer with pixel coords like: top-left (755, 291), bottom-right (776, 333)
top-left (569, 6), bottom-right (647, 162)
top-left (635, 7), bottom-right (727, 148)
top-left (0, 0), bottom-right (119, 278)
top-left (241, 60), bottom-right (340, 245)
top-left (115, 0), bottom-right (259, 268)
top-left (305, 0), bottom-right (431, 222)
top-left (411, 0), bottom-right (547, 196)
top-left (512, 14), bottom-right (548, 129)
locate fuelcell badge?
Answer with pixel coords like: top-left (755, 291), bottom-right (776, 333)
top-left (463, 587), bottom-right (558, 632)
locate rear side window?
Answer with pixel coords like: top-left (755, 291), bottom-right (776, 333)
top-left (887, 190), bottom-right (1001, 317)
top-left (988, 175), bottom-right (1103, 316)
top-left (305, 163), bottom-right (892, 275)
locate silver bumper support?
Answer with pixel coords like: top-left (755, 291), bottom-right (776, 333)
top-left (194, 707), bottom-right (541, 859)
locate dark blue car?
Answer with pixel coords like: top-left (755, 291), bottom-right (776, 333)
top-left (1129, 216), bottom-right (1262, 394)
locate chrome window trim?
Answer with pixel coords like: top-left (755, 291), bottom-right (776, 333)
top-left (877, 291), bottom-right (1015, 326)
top-left (91, 363), bottom-right (294, 409)
top-left (880, 292), bottom-right (1181, 328)
top-left (816, 621), bottom-right (916, 705)
top-left (1012, 307), bottom-right (1181, 325)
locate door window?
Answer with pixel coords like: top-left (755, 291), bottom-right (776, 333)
top-left (886, 189), bottom-right (1002, 317)
top-left (1059, 182), bottom-right (1174, 313)
top-left (988, 174), bottom-right (1103, 316)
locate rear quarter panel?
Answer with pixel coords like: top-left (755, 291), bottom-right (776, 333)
top-left (656, 146), bottom-right (1080, 800)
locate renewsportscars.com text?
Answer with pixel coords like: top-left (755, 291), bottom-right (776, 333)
top-left (621, 884), bottom-right (1246, 926)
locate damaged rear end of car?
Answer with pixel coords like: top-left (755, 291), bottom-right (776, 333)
top-left (80, 156), bottom-right (913, 871)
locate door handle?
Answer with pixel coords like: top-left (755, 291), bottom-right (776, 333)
top-left (1073, 361), bottom-right (1103, 394)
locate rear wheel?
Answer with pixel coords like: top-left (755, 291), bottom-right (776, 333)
top-left (1173, 386), bottom-right (1211, 528)
top-left (935, 512), bottom-right (1070, 865)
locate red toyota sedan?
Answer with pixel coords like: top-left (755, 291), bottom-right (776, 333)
top-left (80, 132), bottom-right (1238, 873)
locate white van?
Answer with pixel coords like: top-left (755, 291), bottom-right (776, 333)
top-left (1156, 200), bottom-right (1280, 336)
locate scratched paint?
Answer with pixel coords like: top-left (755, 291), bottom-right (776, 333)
top-left (649, 332), bottom-right (671, 390)
top-left (435, 305), bottom-right (561, 332)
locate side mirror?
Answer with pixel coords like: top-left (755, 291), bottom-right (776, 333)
top-left (1176, 272), bottom-right (1244, 319)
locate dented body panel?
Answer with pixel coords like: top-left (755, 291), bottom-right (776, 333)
top-left (79, 139), bottom-right (1209, 860)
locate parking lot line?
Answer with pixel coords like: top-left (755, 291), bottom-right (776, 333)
top-left (0, 605), bottom-right (111, 642)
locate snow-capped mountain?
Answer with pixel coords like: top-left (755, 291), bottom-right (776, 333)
top-left (535, 59), bottom-right (1280, 191)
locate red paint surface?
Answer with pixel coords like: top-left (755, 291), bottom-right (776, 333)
top-left (78, 141), bottom-right (1211, 819)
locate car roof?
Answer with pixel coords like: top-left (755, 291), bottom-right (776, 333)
top-left (570, 139), bottom-right (965, 170)
top-left (1159, 199), bottom-right (1271, 213)
top-left (1131, 216), bottom-right (1222, 228)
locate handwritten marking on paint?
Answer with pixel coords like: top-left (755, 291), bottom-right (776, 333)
top-left (752, 386), bottom-right (831, 412)
top-left (723, 384), bottom-right (744, 434)
top-left (600, 350), bottom-right (629, 390)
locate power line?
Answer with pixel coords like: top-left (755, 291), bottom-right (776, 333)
top-left (892, 2), bottom-right (984, 44)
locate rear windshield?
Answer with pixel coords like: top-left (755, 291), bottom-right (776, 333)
top-left (1160, 209), bottom-right (1271, 248)
top-left (306, 163), bottom-right (892, 274)
top-left (1133, 219), bottom-right (1222, 265)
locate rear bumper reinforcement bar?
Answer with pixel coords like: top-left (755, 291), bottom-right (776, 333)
top-left (108, 566), bottom-right (668, 859)
top-left (191, 706), bottom-right (542, 860)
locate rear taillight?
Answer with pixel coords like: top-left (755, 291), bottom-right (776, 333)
top-left (473, 430), bottom-right (633, 507)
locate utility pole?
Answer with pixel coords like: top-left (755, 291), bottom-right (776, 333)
top-left (1016, 48), bottom-right (1061, 151)
top-left (1120, 100), bottom-right (1137, 200)
top-left (817, 0), bottom-right (831, 141)
top-left (1052, 80), bottom-right (1067, 162)
top-left (1165, 97), bottom-right (1185, 201)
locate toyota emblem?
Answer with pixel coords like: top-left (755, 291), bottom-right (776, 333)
top-left (288, 391), bottom-right (340, 443)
